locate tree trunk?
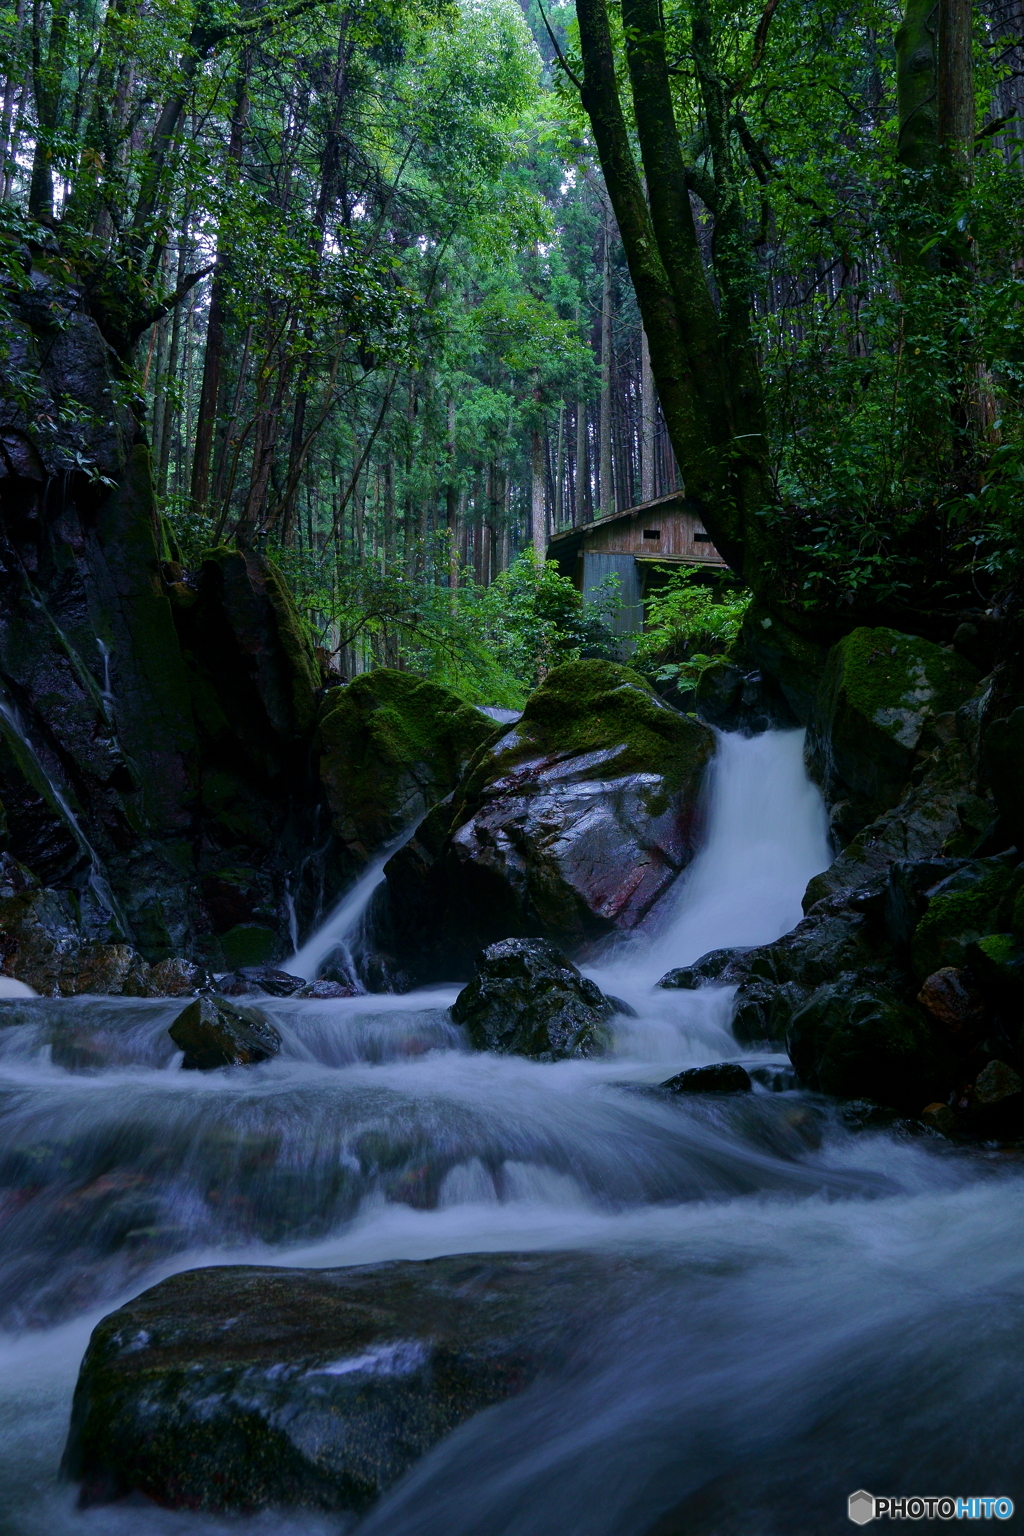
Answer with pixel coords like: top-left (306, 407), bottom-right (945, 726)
top-left (531, 428), bottom-right (547, 559)
top-left (640, 324), bottom-right (655, 502)
top-left (599, 209), bottom-right (613, 515)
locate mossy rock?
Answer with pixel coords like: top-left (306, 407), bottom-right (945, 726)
top-left (911, 861), bottom-right (1024, 979)
top-left (810, 627), bottom-right (979, 830)
top-left (317, 670), bottom-right (497, 859)
top-left (218, 924), bottom-right (282, 970)
top-left (787, 976), bottom-right (949, 1111)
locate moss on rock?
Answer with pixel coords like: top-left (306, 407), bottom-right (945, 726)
top-left (910, 862), bottom-right (1023, 979)
top-left (810, 627), bottom-right (979, 832)
top-left (317, 670), bottom-right (497, 860)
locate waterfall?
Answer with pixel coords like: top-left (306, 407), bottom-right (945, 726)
top-left (288, 842), bottom-right (399, 983)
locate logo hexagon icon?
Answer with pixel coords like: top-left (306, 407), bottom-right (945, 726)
top-left (848, 1490), bottom-right (875, 1525)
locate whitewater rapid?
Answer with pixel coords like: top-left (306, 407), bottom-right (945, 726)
top-left (1, 730), bottom-right (1021, 1536)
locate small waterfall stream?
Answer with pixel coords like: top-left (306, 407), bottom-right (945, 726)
top-left (1, 731), bottom-right (1022, 1535)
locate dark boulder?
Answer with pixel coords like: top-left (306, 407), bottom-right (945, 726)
top-left (786, 975), bottom-right (950, 1111)
top-left (916, 967), bottom-right (985, 1035)
top-left (694, 659), bottom-right (797, 734)
top-left (168, 994), bottom-right (281, 1069)
top-left (385, 661), bottom-right (714, 980)
top-left (450, 938), bottom-right (614, 1061)
top-left (62, 1251), bottom-right (646, 1513)
top-left (661, 1062), bottom-right (752, 1094)
top-left (656, 947), bottom-right (752, 990)
top-left (910, 858), bottom-right (1024, 979)
top-left (982, 704), bottom-right (1024, 847)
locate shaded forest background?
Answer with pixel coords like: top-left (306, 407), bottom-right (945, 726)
top-left (4, 0), bottom-right (1024, 702)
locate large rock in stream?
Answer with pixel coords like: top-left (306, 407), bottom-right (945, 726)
top-left (63, 1251), bottom-right (646, 1513)
top-left (384, 661), bottom-right (714, 980)
top-left (451, 938), bottom-right (615, 1060)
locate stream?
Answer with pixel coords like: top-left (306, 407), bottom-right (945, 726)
top-left (1, 730), bottom-right (1022, 1534)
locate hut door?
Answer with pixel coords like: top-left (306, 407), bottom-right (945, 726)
top-left (581, 552), bottom-right (642, 653)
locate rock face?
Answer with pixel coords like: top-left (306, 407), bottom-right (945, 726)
top-left (63, 1252), bottom-right (644, 1513)
top-left (317, 670), bottom-right (497, 865)
top-left (384, 661), bottom-right (714, 980)
top-left (168, 994), bottom-right (281, 1069)
top-left (450, 938), bottom-right (615, 1060)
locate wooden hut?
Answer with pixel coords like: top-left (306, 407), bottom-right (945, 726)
top-left (545, 491), bottom-right (727, 640)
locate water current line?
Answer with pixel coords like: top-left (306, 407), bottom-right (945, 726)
top-left (287, 824), bottom-right (416, 982)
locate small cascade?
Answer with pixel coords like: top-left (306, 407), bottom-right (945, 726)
top-left (287, 838), bottom-right (404, 983)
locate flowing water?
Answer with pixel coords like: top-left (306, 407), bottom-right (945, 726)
top-left (1, 730), bottom-right (1023, 1535)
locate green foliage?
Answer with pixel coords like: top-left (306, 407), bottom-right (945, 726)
top-left (633, 569), bottom-right (750, 690)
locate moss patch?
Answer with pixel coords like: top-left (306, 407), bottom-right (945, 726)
top-left (911, 863), bottom-right (1023, 978)
top-left (518, 660), bottom-right (712, 795)
top-left (218, 924), bottom-right (282, 969)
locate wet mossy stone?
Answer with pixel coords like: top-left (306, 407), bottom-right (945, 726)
top-left (737, 603), bottom-right (830, 726)
top-left (910, 858), bottom-right (1024, 979)
top-left (168, 993), bottom-right (281, 1069)
top-left (451, 938), bottom-right (614, 1061)
top-left (786, 975), bottom-right (949, 1111)
top-left (966, 933), bottom-right (1024, 1002)
top-left (62, 1251), bottom-right (648, 1514)
top-left (809, 627), bottom-right (979, 829)
top-left (317, 670), bottom-right (497, 860)
top-left (661, 1062), bottom-right (752, 1094)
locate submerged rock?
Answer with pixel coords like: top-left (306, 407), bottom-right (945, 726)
top-left (450, 938), bottom-right (614, 1061)
top-left (63, 1251), bottom-right (644, 1513)
top-left (168, 994), bottom-right (281, 1069)
top-left (296, 978), bottom-right (358, 998)
top-left (385, 661), bottom-right (713, 980)
top-left (661, 1063), bottom-right (752, 1094)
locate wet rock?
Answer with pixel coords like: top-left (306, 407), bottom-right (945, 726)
top-left (62, 1251), bottom-right (644, 1513)
top-left (661, 1063), bottom-right (752, 1094)
top-left (71, 943), bottom-right (151, 996)
top-left (920, 1102), bottom-right (961, 1136)
top-left (317, 670), bottom-right (497, 865)
top-left (386, 661), bottom-right (714, 980)
top-left (693, 660), bottom-right (797, 734)
top-left (0, 886), bottom-right (89, 995)
top-left (966, 933), bottom-right (1024, 1003)
top-left (450, 938), bottom-right (614, 1061)
top-left (657, 948), bottom-right (752, 990)
top-left (218, 966), bottom-right (305, 998)
top-left (917, 967), bottom-right (985, 1034)
top-left (786, 975), bottom-right (950, 1111)
top-left (296, 978), bottom-right (359, 999)
top-left (807, 627), bottom-right (979, 835)
top-left (145, 957), bottom-right (211, 996)
top-left (168, 994), bottom-right (281, 1070)
top-left (973, 1058), bottom-right (1023, 1106)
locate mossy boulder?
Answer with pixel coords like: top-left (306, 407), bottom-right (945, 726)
top-left (786, 976), bottom-right (949, 1110)
top-left (808, 627), bottom-right (979, 834)
top-left (316, 670), bottom-right (497, 862)
top-left (62, 1252), bottom-right (645, 1514)
top-left (384, 661), bottom-right (714, 980)
top-left (910, 859), bottom-right (1024, 979)
top-left (450, 938), bottom-right (614, 1060)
